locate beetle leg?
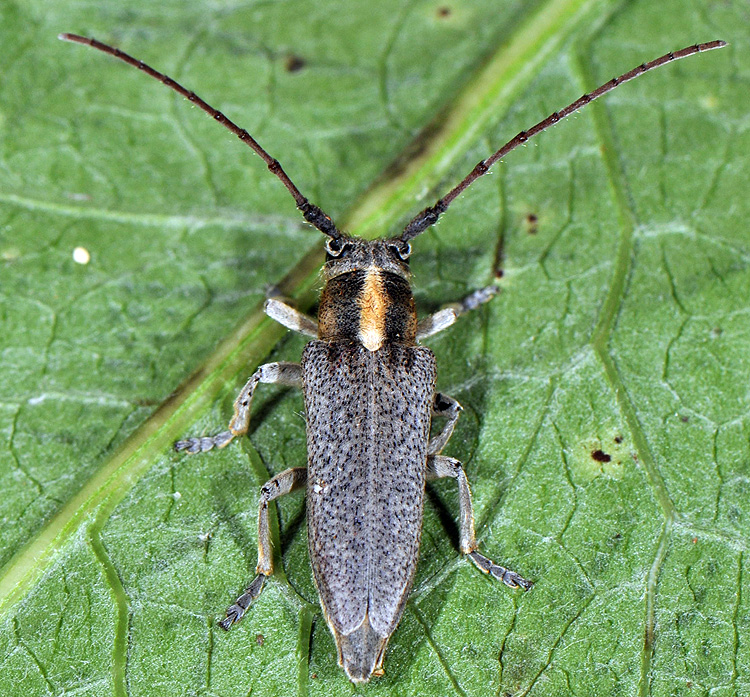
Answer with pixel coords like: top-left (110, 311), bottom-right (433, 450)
top-left (428, 392), bottom-right (462, 455)
top-left (426, 455), bottom-right (532, 591)
top-left (416, 285), bottom-right (499, 340)
top-left (416, 307), bottom-right (458, 340)
top-left (265, 297), bottom-right (318, 337)
top-left (220, 466), bottom-right (308, 629)
top-left (174, 362), bottom-right (303, 453)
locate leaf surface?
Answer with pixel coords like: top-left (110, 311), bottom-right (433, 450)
top-left (0, 1), bottom-right (746, 695)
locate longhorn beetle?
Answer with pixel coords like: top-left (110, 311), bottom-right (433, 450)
top-left (60, 33), bottom-right (726, 683)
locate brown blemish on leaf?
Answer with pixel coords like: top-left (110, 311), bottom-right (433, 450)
top-left (285, 54), bottom-right (306, 72)
top-left (525, 212), bottom-right (538, 234)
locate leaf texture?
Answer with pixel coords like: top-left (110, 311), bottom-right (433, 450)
top-left (0, 0), bottom-right (746, 695)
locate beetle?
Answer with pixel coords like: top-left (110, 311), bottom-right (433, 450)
top-left (60, 33), bottom-right (725, 682)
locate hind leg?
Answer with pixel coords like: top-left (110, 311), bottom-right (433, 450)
top-left (174, 362), bottom-right (302, 453)
top-left (220, 466), bottom-right (307, 629)
top-left (427, 454), bottom-right (531, 590)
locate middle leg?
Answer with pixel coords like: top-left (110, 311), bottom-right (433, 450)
top-left (175, 361), bottom-right (302, 453)
top-left (428, 392), bottom-right (463, 456)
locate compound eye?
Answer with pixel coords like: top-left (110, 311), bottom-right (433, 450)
top-left (325, 237), bottom-right (345, 257)
top-left (389, 242), bottom-right (411, 261)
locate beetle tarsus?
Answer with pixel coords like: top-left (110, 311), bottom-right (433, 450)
top-left (457, 284), bottom-right (500, 313)
top-left (220, 574), bottom-right (267, 629)
top-left (468, 550), bottom-right (533, 590)
top-left (174, 430), bottom-right (234, 453)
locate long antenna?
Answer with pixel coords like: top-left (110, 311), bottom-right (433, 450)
top-left (400, 40), bottom-right (727, 242)
top-left (59, 33), bottom-right (342, 241)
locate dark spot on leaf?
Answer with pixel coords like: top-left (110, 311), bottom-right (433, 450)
top-left (256, 633), bottom-right (265, 646)
top-left (712, 326), bottom-right (723, 336)
top-left (591, 449), bottom-right (611, 463)
top-left (681, 415), bottom-right (690, 423)
top-left (614, 435), bottom-right (623, 444)
top-left (525, 212), bottom-right (538, 234)
top-left (285, 54), bottom-right (306, 72)
top-left (437, 6), bottom-right (451, 17)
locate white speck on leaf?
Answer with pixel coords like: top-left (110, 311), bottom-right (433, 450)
top-left (73, 246), bottom-right (91, 264)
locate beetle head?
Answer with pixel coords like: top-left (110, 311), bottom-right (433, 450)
top-left (322, 236), bottom-right (412, 281)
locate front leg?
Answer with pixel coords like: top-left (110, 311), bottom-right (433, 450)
top-left (265, 297), bottom-right (318, 337)
top-left (417, 285), bottom-right (499, 340)
top-left (427, 454), bottom-right (532, 590)
top-left (174, 362), bottom-right (302, 453)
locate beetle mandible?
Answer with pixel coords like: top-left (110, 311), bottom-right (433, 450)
top-left (60, 33), bottom-right (726, 683)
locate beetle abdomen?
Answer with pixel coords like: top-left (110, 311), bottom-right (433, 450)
top-left (302, 340), bottom-right (436, 680)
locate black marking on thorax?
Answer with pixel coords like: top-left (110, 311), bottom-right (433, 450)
top-left (318, 269), bottom-right (416, 349)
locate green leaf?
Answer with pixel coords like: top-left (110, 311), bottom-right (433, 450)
top-left (0, 0), bottom-right (745, 695)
